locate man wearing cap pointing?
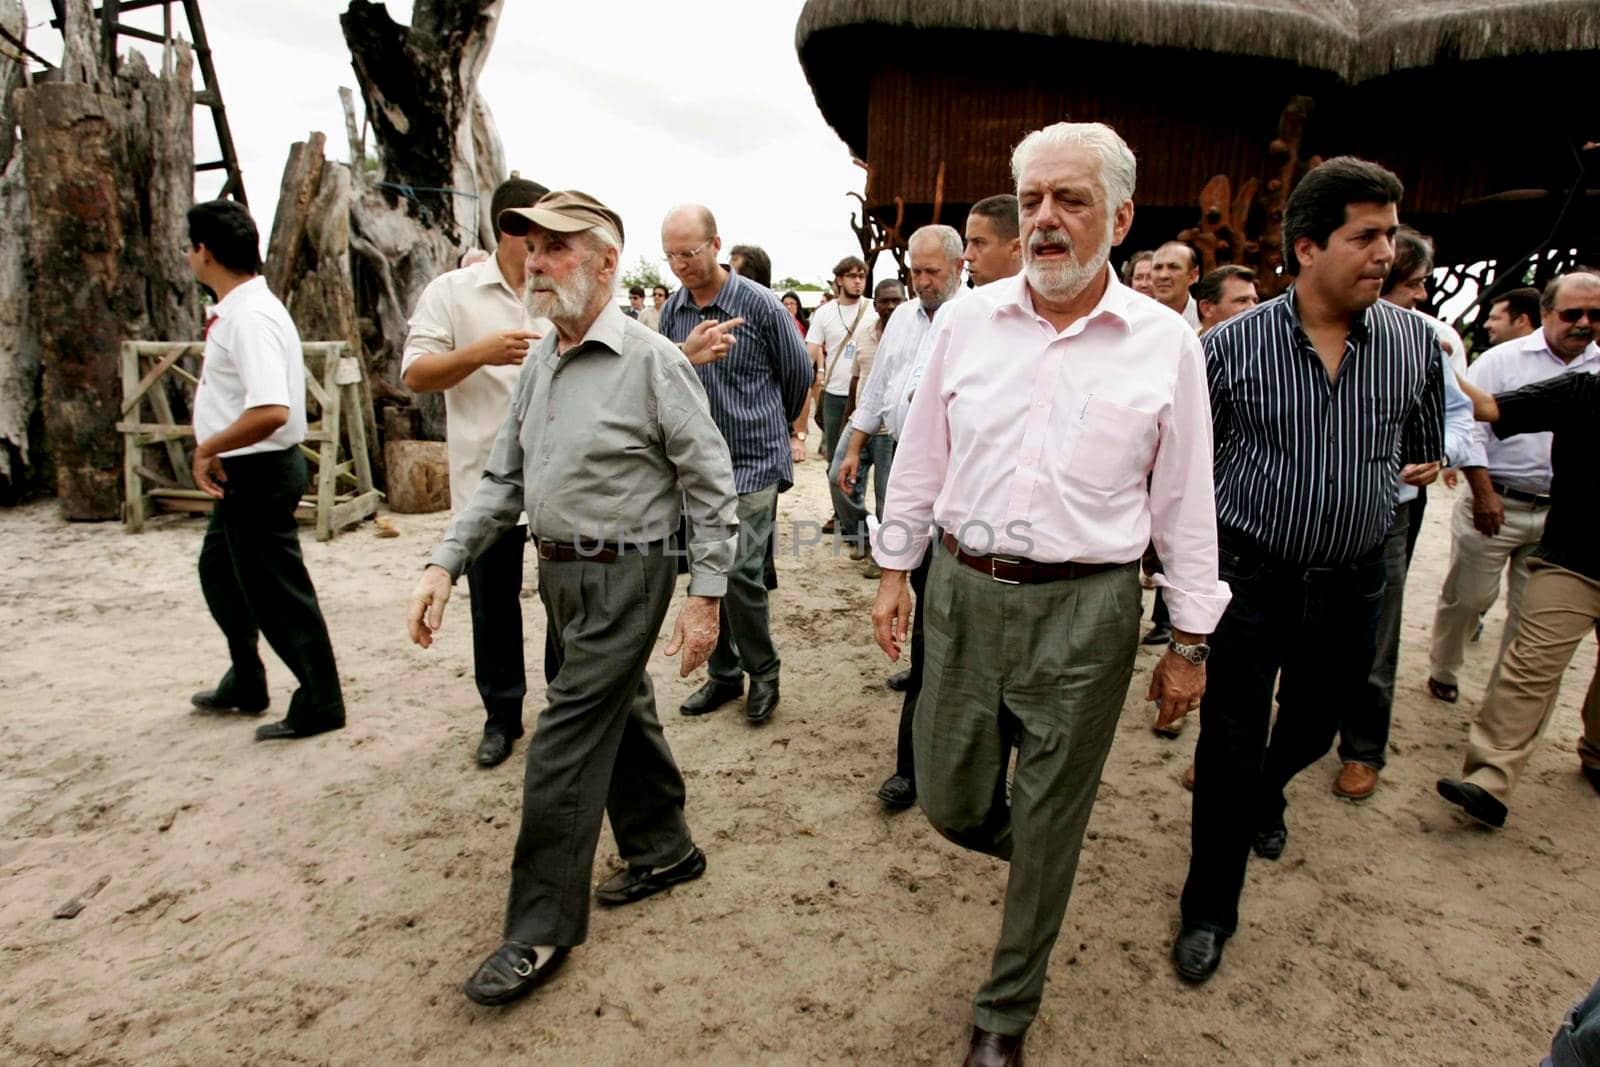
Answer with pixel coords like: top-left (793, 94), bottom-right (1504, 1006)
top-left (407, 190), bottom-right (740, 1007)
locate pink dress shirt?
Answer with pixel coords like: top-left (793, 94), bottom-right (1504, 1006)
top-left (873, 270), bottom-right (1231, 635)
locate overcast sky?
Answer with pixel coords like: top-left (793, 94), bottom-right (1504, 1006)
top-left (19, 0), bottom-right (868, 287)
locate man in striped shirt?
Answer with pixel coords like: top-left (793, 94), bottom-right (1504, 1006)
top-left (659, 205), bottom-right (813, 725)
top-left (1172, 157), bottom-right (1446, 985)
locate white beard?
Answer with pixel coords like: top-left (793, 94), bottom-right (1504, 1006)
top-left (527, 262), bottom-right (599, 328)
top-left (1024, 227), bottom-right (1112, 302)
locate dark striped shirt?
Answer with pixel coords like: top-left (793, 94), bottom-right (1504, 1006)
top-left (1205, 288), bottom-right (1446, 564)
top-left (660, 272), bottom-right (813, 495)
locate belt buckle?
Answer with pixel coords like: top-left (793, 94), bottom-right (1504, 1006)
top-left (538, 540), bottom-right (557, 561)
top-left (989, 555), bottom-right (1022, 585)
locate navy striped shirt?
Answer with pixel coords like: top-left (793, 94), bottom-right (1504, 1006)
top-left (660, 272), bottom-right (813, 494)
top-left (1206, 289), bottom-right (1446, 564)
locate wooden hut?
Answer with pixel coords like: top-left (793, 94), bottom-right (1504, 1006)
top-left (795, 0), bottom-right (1600, 280)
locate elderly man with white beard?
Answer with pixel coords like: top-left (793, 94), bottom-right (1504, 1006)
top-left (406, 190), bottom-right (739, 1008)
top-left (870, 123), bottom-right (1229, 1066)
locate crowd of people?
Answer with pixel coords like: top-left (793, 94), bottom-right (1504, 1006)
top-left (174, 114), bottom-right (1599, 1065)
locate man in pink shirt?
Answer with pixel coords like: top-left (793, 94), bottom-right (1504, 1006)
top-left (870, 121), bottom-right (1229, 1067)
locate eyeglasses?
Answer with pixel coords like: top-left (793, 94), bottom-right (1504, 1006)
top-left (838, 271), bottom-right (867, 280)
top-left (1555, 307), bottom-right (1600, 324)
top-left (662, 243), bottom-right (709, 264)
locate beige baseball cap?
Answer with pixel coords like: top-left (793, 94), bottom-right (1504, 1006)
top-left (498, 189), bottom-right (624, 246)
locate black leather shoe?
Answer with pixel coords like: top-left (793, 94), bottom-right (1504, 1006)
top-left (476, 732), bottom-right (514, 767)
top-left (254, 717), bottom-right (344, 741)
top-left (964, 1025), bottom-right (1025, 1067)
top-left (679, 679), bottom-right (743, 717)
top-left (877, 774), bottom-right (915, 809)
top-left (191, 688), bottom-right (268, 714)
top-left (462, 942), bottom-right (568, 1007)
top-left (1584, 765), bottom-right (1600, 798)
top-left (1140, 624), bottom-right (1172, 646)
top-left (745, 678), bottom-right (779, 724)
top-left (1173, 925), bottom-right (1226, 984)
top-left (885, 669), bottom-right (912, 692)
top-left (595, 846), bottom-right (706, 906)
top-left (1436, 777), bottom-right (1508, 828)
top-left (1253, 822), bottom-right (1288, 860)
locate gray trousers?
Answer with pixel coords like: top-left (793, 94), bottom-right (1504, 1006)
top-left (915, 546), bottom-right (1140, 1036)
top-left (503, 548), bottom-right (694, 946)
top-left (709, 484), bottom-right (781, 684)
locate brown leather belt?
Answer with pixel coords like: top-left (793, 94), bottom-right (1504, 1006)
top-left (940, 531), bottom-right (1126, 585)
top-left (534, 537), bottom-right (667, 563)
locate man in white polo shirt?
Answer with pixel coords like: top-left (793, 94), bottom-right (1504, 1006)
top-left (403, 177), bottom-right (553, 767)
top-left (187, 199), bottom-right (346, 742)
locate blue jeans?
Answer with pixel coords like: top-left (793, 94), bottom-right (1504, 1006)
top-left (1180, 530), bottom-right (1386, 936)
top-left (1550, 976), bottom-right (1600, 1066)
top-left (827, 430), bottom-right (895, 540)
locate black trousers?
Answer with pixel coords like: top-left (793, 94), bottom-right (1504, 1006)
top-left (503, 547), bottom-right (692, 946)
top-left (1179, 531), bottom-right (1385, 936)
top-left (465, 525), bottom-right (528, 738)
top-left (893, 547), bottom-right (932, 782)
top-left (197, 448), bottom-right (344, 728)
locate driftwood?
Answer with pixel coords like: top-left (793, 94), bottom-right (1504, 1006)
top-left (12, 0), bottom-right (199, 518)
top-left (0, 0), bottom-right (38, 499)
top-left (324, 0), bottom-right (508, 441)
top-left (1177, 96), bottom-right (1320, 299)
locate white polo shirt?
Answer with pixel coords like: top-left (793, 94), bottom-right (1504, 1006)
top-left (402, 255), bottom-right (553, 513)
top-left (805, 297), bottom-right (879, 396)
top-left (192, 276), bottom-right (307, 456)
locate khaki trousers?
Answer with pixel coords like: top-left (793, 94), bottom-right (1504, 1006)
top-left (914, 546), bottom-right (1140, 1037)
top-left (1428, 492), bottom-right (1548, 686)
top-left (1461, 559), bottom-right (1600, 804)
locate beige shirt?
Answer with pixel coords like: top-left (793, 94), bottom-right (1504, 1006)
top-left (430, 304), bottom-right (739, 597)
top-left (402, 256), bottom-right (553, 512)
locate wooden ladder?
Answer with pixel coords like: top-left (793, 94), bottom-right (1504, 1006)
top-left (47, 0), bottom-right (246, 203)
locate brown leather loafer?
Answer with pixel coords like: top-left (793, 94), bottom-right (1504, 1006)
top-left (964, 1025), bottom-right (1025, 1067)
top-left (1333, 761), bottom-right (1379, 800)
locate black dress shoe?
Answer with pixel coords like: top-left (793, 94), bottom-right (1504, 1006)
top-left (190, 688), bottom-right (269, 714)
top-left (885, 669), bottom-right (912, 692)
top-left (1173, 925), bottom-right (1226, 984)
top-left (745, 678), bottom-right (779, 724)
top-left (964, 1025), bottom-right (1025, 1067)
top-left (679, 679), bottom-right (743, 717)
top-left (462, 942), bottom-right (568, 1007)
top-left (1140, 624), bottom-right (1172, 646)
top-left (1584, 765), bottom-right (1600, 798)
top-left (254, 717), bottom-right (344, 741)
top-left (1436, 777), bottom-right (1508, 827)
top-left (595, 846), bottom-right (706, 906)
top-left (1253, 822), bottom-right (1288, 860)
top-left (475, 732), bottom-right (514, 767)
top-left (877, 774), bottom-right (916, 809)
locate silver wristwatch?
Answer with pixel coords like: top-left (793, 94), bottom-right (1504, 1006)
top-left (1167, 639), bottom-right (1210, 665)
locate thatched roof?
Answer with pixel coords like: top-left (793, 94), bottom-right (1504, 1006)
top-left (796, 0), bottom-right (1600, 85)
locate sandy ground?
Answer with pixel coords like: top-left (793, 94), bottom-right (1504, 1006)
top-left (2, 470), bottom-right (1597, 1067)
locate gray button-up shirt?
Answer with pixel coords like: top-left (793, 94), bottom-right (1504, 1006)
top-left (430, 303), bottom-right (739, 597)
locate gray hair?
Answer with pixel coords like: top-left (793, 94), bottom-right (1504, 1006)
top-left (1011, 122), bottom-right (1137, 222)
top-left (584, 226), bottom-right (622, 256)
top-left (908, 224), bottom-right (964, 265)
top-left (1543, 271), bottom-right (1600, 311)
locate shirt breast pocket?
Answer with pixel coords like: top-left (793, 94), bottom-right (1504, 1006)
top-left (1067, 397), bottom-right (1158, 493)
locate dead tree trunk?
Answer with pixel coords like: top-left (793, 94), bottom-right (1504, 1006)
top-left (16, 0), bottom-right (200, 519)
top-left (0, 0), bottom-right (41, 501)
top-left (334, 0), bottom-right (507, 440)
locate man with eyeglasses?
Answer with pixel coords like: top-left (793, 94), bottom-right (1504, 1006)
top-left (1437, 271), bottom-right (1600, 827)
top-left (1426, 272), bottom-right (1600, 706)
top-left (658, 204), bottom-right (812, 726)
